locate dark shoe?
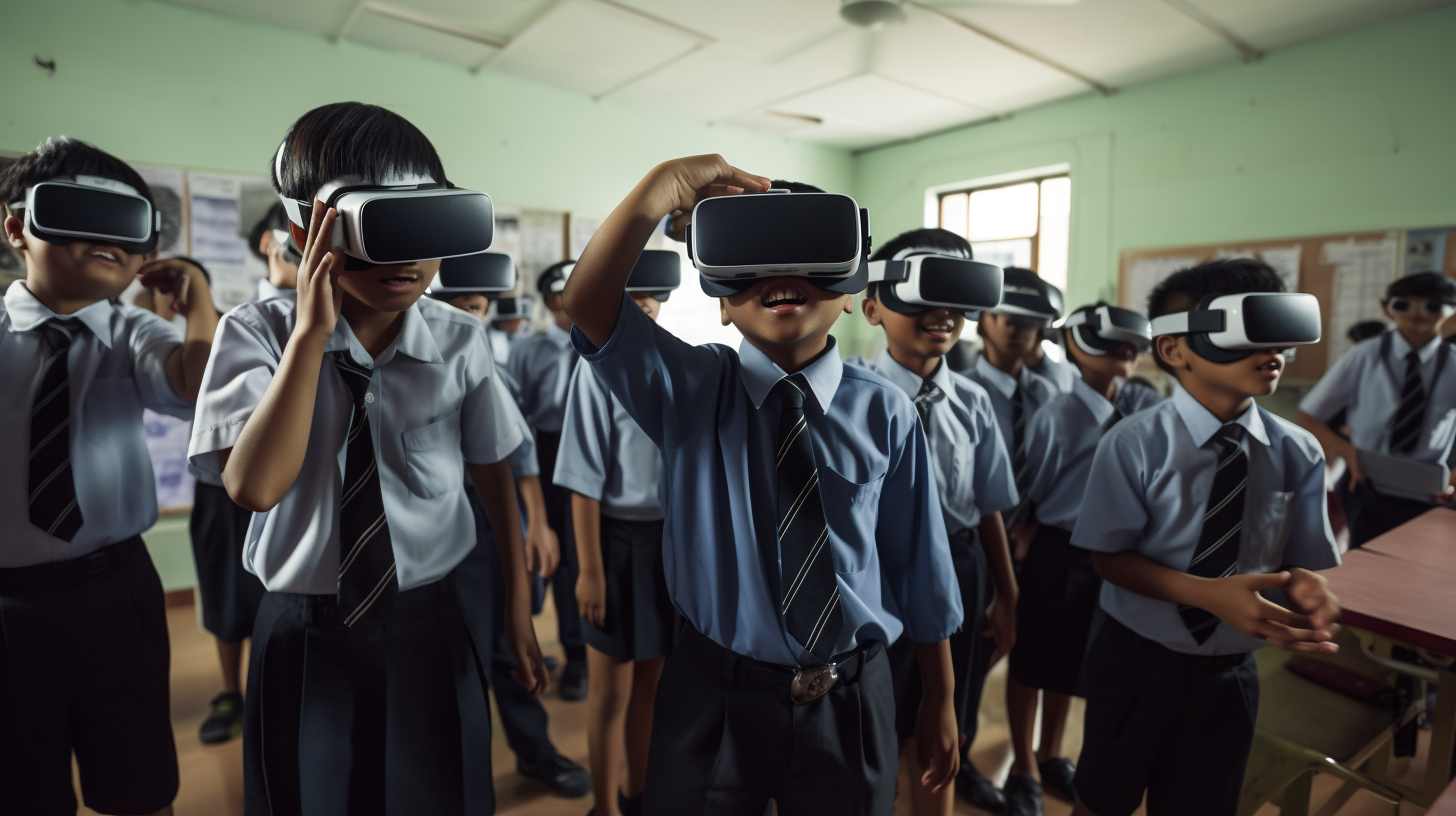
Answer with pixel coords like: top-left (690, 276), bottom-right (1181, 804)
top-left (956, 763), bottom-right (1006, 811)
top-left (545, 655), bottom-right (560, 673)
top-left (1004, 773), bottom-right (1044, 816)
top-left (560, 659), bottom-right (589, 701)
top-left (1038, 757), bottom-right (1077, 802)
top-left (198, 691), bottom-right (244, 744)
top-left (618, 790), bottom-right (643, 816)
top-left (519, 753), bottom-right (592, 798)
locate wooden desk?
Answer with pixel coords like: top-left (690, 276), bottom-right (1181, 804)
top-left (1360, 507), bottom-right (1456, 571)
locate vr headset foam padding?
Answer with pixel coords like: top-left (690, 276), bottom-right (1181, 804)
top-left (868, 255), bottom-right (1003, 315)
top-left (686, 191), bottom-right (870, 297)
top-left (1062, 305), bottom-right (1152, 355)
top-left (1149, 292), bottom-right (1321, 363)
top-left (627, 249), bottom-right (682, 302)
top-left (18, 177), bottom-right (161, 255)
top-left (428, 252), bottom-right (517, 300)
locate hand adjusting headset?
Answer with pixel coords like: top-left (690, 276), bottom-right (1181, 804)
top-left (1062, 305), bottom-right (1152, 356)
top-left (866, 247), bottom-right (1003, 315)
top-left (11, 175), bottom-right (161, 255)
top-left (1149, 292), bottom-right (1322, 363)
top-left (685, 189), bottom-right (870, 297)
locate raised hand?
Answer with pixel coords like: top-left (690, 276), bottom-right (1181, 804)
top-left (293, 204), bottom-right (345, 343)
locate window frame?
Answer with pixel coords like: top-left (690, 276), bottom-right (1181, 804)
top-left (936, 172), bottom-right (1071, 274)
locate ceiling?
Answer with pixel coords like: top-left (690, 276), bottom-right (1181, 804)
top-left (160, 0), bottom-right (1454, 149)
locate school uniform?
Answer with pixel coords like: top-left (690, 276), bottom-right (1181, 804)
top-left (1010, 377), bottom-right (1163, 696)
top-left (573, 293), bottom-right (961, 815)
top-left (507, 322), bottom-right (586, 665)
top-left (962, 354), bottom-right (1058, 527)
top-left (255, 277), bottom-right (290, 302)
top-left (486, 324), bottom-right (513, 367)
top-left (1071, 388), bottom-right (1339, 816)
top-left (851, 351), bottom-right (1018, 744)
top-left (1299, 331), bottom-right (1456, 547)
top-left (0, 282), bottom-right (185, 815)
top-left (189, 296), bottom-right (522, 815)
top-left (1028, 353), bottom-right (1078, 394)
top-left (553, 362), bottom-right (676, 660)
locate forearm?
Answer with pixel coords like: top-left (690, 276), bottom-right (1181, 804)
top-left (171, 302), bottom-right (220, 404)
top-left (517, 475), bottom-right (549, 533)
top-left (913, 639), bottom-right (954, 702)
top-left (571, 493), bottom-right (604, 577)
top-left (469, 461), bottom-right (530, 614)
top-left (979, 512), bottom-right (1019, 604)
top-left (562, 172), bottom-right (670, 347)
top-left (1296, 410), bottom-right (1354, 462)
top-left (223, 334), bottom-right (327, 511)
top-left (1091, 550), bottom-right (1213, 610)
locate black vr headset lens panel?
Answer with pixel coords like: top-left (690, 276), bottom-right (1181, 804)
top-left (1242, 294), bottom-right (1321, 345)
top-left (435, 252), bottom-right (516, 294)
top-left (691, 194), bottom-right (861, 274)
top-left (627, 249), bottom-right (682, 292)
top-left (28, 183), bottom-right (157, 252)
top-left (916, 256), bottom-right (1002, 310)
top-left (357, 192), bottom-right (493, 264)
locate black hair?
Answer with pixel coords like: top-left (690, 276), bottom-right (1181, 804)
top-left (1347, 320), bottom-right (1386, 344)
top-left (270, 102), bottom-right (447, 200)
top-left (768, 179), bottom-right (825, 194)
top-left (866, 228), bottom-right (972, 299)
top-left (536, 259), bottom-right (576, 297)
top-left (0, 136), bottom-right (152, 215)
top-left (1385, 271), bottom-right (1456, 306)
top-left (1146, 257), bottom-right (1284, 375)
top-left (247, 201), bottom-right (290, 263)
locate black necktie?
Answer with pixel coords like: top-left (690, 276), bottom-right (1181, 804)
top-left (913, 377), bottom-right (943, 432)
top-left (29, 320), bottom-right (85, 541)
top-left (1390, 350), bottom-right (1426, 454)
top-left (775, 374), bottom-right (842, 664)
top-left (1180, 424), bottom-right (1247, 644)
top-left (334, 353), bottom-right (397, 631)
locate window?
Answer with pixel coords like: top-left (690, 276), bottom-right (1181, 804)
top-left (937, 174), bottom-right (1070, 294)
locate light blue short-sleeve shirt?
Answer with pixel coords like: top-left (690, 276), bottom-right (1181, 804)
top-left (506, 323), bottom-right (578, 433)
top-left (553, 362), bottom-right (663, 521)
top-left (1029, 354), bottom-right (1078, 394)
top-left (572, 293), bottom-right (962, 665)
top-left (1, 282), bottom-right (191, 566)
top-left (187, 297), bottom-right (523, 594)
top-left (1072, 387), bottom-right (1340, 655)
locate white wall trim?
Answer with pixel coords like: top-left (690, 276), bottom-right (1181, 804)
top-left (921, 162), bottom-right (1072, 228)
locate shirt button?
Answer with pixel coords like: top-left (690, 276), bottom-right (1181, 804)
top-left (364, 392), bottom-right (374, 404)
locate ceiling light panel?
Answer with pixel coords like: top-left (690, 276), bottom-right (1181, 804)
top-left (349, 12), bottom-right (502, 67)
top-left (490, 0), bottom-right (707, 98)
top-left (766, 73), bottom-right (990, 144)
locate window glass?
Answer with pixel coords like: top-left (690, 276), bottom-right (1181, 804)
top-left (967, 182), bottom-right (1039, 242)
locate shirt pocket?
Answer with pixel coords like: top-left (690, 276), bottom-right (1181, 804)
top-left (82, 377), bottom-right (144, 443)
top-left (401, 410), bottom-right (464, 499)
top-left (816, 466), bottom-right (886, 575)
top-left (1244, 491), bottom-right (1294, 571)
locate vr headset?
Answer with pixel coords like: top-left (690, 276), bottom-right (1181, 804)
top-left (685, 190), bottom-right (870, 297)
top-left (627, 249), bottom-right (682, 302)
top-left (867, 249), bottom-right (1003, 315)
top-left (11, 175), bottom-right (160, 255)
top-left (274, 146), bottom-right (493, 269)
top-left (269, 229), bottom-right (303, 266)
top-left (1062, 305), bottom-right (1152, 356)
top-left (986, 267), bottom-right (1064, 324)
top-left (427, 252), bottom-right (517, 300)
top-left (1149, 292), bottom-right (1322, 363)
top-left (491, 296), bottom-right (533, 322)
top-left (537, 261), bottom-right (575, 296)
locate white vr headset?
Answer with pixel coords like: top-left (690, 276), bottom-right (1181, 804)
top-left (686, 189), bottom-right (870, 297)
top-left (867, 249), bottom-right (1003, 315)
top-left (986, 267), bottom-right (1064, 324)
top-left (427, 252), bottom-right (517, 299)
top-left (12, 175), bottom-right (161, 255)
top-left (274, 145), bottom-right (493, 268)
top-left (1062, 305), bottom-right (1152, 355)
top-left (1149, 292), bottom-right (1322, 363)
top-left (491, 296), bottom-right (533, 322)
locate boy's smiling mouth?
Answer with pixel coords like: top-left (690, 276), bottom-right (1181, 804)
top-left (1255, 354), bottom-right (1283, 379)
top-left (377, 271), bottom-right (419, 293)
top-left (760, 279), bottom-right (808, 315)
top-left (919, 316), bottom-right (955, 342)
top-left (89, 247), bottom-right (124, 266)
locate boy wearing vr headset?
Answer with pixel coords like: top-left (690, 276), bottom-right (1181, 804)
top-left (553, 249), bottom-right (682, 816)
top-left (188, 102), bottom-right (548, 814)
top-left (249, 201), bottom-right (301, 301)
top-left (0, 136), bottom-right (219, 816)
top-left (1069, 259), bottom-right (1340, 816)
top-left (562, 157), bottom-right (963, 815)
top-left (1003, 302), bottom-right (1162, 816)
top-left (852, 228), bottom-right (1019, 816)
top-left (509, 258), bottom-right (591, 701)
top-left (489, 295), bottom-right (532, 364)
top-left (1297, 271), bottom-right (1456, 547)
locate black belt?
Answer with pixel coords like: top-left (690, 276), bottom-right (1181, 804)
top-left (0, 535), bottom-right (145, 592)
top-left (681, 625), bottom-right (884, 704)
top-left (1102, 615), bottom-right (1250, 669)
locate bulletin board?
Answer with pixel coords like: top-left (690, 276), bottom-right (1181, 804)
top-left (1119, 227), bottom-right (1456, 384)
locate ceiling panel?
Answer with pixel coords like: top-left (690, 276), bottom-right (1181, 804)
top-left (766, 73), bottom-right (991, 146)
top-left (1179, 0), bottom-right (1456, 50)
top-left (349, 12), bottom-right (501, 67)
top-left (379, 0), bottom-right (553, 39)
top-left (489, 0), bottom-right (706, 98)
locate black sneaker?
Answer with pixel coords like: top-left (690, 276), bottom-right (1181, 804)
top-left (1037, 757), bottom-right (1077, 802)
top-left (199, 691), bottom-right (244, 744)
top-left (618, 790), bottom-right (643, 816)
top-left (1003, 773), bottom-right (1044, 816)
top-left (560, 660), bottom-right (589, 702)
top-left (956, 762), bottom-right (1006, 811)
top-left (519, 753), bottom-right (592, 798)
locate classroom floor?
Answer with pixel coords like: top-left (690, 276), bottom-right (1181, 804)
top-left (77, 596), bottom-right (1436, 816)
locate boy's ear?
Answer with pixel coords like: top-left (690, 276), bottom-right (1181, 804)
top-left (1155, 335), bottom-right (1190, 371)
top-left (5, 215), bottom-right (27, 251)
top-left (862, 296), bottom-right (882, 326)
top-left (720, 297), bottom-right (731, 327)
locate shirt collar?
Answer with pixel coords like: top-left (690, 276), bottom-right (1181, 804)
top-left (324, 302), bottom-right (442, 367)
top-left (4, 281), bottom-right (115, 348)
top-left (973, 353), bottom-right (1018, 399)
top-left (1172, 386), bottom-right (1269, 448)
top-left (1390, 329), bottom-right (1442, 365)
top-left (1071, 375), bottom-right (1117, 425)
top-left (256, 278), bottom-right (287, 301)
top-left (740, 336), bottom-right (843, 414)
top-left (875, 349), bottom-right (961, 410)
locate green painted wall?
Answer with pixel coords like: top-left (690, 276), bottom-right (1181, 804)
top-left (853, 4), bottom-right (1456, 311)
top-left (1, 0), bottom-right (852, 213)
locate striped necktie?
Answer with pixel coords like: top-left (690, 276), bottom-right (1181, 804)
top-left (1180, 424), bottom-right (1247, 644)
top-left (334, 353), bottom-right (397, 631)
top-left (775, 374), bottom-right (842, 664)
top-left (29, 320), bottom-right (85, 542)
top-left (1010, 383), bottom-right (1030, 502)
top-left (1390, 350), bottom-right (1425, 455)
top-left (913, 377), bottom-right (944, 432)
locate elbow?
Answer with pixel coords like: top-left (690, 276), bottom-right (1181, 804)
top-left (223, 472), bottom-right (280, 513)
top-left (1090, 551), bottom-right (1115, 581)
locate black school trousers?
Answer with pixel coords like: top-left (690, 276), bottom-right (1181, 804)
top-left (533, 429), bottom-right (585, 663)
top-left (642, 625), bottom-right (897, 816)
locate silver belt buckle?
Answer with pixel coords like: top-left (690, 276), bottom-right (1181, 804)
top-left (790, 663), bottom-right (838, 705)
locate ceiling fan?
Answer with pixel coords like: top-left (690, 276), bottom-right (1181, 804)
top-left (841, 0), bottom-right (1079, 28)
